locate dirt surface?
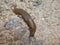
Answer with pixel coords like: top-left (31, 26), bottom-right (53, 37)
top-left (0, 0), bottom-right (60, 45)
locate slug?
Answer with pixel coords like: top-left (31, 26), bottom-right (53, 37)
top-left (12, 7), bottom-right (36, 37)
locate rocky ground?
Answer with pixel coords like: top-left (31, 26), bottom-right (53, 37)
top-left (0, 0), bottom-right (60, 45)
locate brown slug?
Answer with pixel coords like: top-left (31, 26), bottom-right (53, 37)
top-left (12, 7), bottom-right (36, 37)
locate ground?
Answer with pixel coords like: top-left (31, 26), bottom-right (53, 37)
top-left (0, 0), bottom-right (60, 45)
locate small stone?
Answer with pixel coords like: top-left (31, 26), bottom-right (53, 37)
top-left (20, 0), bottom-right (24, 2)
top-left (41, 18), bottom-right (45, 20)
top-left (5, 17), bottom-right (22, 30)
top-left (33, 0), bottom-right (42, 6)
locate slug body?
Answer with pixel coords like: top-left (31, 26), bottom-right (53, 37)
top-left (12, 8), bottom-right (36, 37)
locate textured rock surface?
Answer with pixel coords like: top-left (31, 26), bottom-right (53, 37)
top-left (0, 0), bottom-right (60, 45)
